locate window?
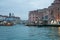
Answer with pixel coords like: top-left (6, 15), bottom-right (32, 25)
top-left (51, 10), bottom-right (53, 15)
top-left (58, 8), bottom-right (60, 11)
top-left (42, 17), bottom-right (44, 19)
top-left (45, 15), bottom-right (48, 19)
top-left (36, 17), bottom-right (38, 18)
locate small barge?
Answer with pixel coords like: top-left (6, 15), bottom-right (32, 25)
top-left (4, 22), bottom-right (14, 26)
top-left (0, 21), bottom-right (14, 26)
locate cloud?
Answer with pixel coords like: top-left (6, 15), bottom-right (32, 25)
top-left (0, 0), bottom-right (54, 20)
top-left (29, 1), bottom-right (40, 8)
top-left (29, 0), bottom-right (54, 9)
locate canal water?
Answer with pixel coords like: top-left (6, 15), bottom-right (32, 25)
top-left (0, 24), bottom-right (60, 40)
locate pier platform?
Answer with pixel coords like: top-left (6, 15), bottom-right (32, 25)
top-left (26, 24), bottom-right (60, 27)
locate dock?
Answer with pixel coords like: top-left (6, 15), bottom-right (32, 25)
top-left (25, 24), bottom-right (60, 27)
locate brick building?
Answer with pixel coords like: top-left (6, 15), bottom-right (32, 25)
top-left (28, 0), bottom-right (60, 24)
top-left (28, 8), bottom-right (49, 24)
top-left (29, 10), bottom-right (43, 23)
top-left (48, 0), bottom-right (60, 24)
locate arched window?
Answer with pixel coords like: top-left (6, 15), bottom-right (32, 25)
top-left (58, 8), bottom-right (60, 11)
top-left (51, 10), bottom-right (53, 15)
top-left (45, 15), bottom-right (48, 19)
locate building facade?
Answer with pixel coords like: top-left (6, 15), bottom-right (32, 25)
top-left (29, 10), bottom-right (43, 24)
top-left (48, 0), bottom-right (60, 24)
top-left (28, 0), bottom-right (60, 24)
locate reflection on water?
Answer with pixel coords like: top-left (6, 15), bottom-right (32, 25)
top-left (58, 27), bottom-right (60, 35)
top-left (0, 25), bottom-right (60, 40)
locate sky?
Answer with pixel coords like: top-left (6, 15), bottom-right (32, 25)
top-left (0, 0), bottom-right (54, 20)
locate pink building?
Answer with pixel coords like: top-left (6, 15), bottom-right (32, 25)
top-left (48, 0), bottom-right (60, 24)
top-left (29, 10), bottom-right (44, 24)
top-left (28, 0), bottom-right (60, 24)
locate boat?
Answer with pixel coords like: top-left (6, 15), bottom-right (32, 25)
top-left (4, 22), bottom-right (14, 26)
top-left (0, 21), bottom-right (14, 26)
